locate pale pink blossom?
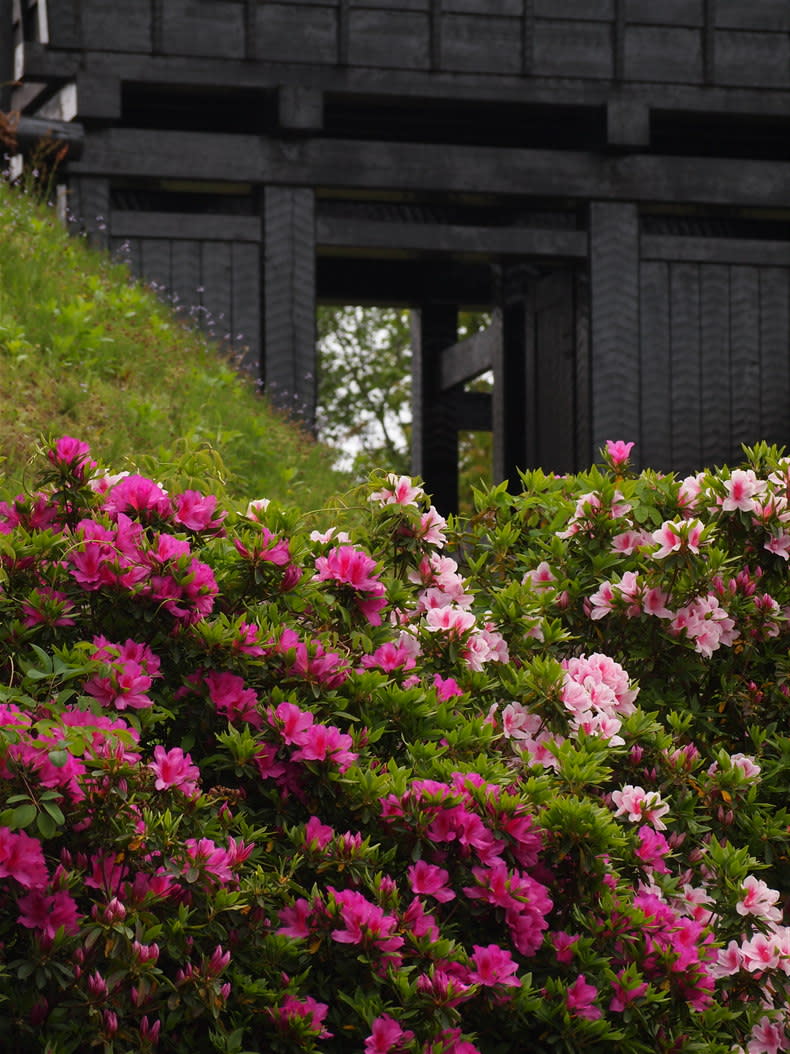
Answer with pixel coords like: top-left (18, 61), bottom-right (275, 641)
top-left (425, 606), bottom-right (476, 637)
top-left (611, 785), bottom-right (670, 830)
top-left (369, 474), bottom-right (424, 506)
top-left (522, 561), bottom-right (556, 589)
top-left (747, 1016), bottom-right (787, 1054)
top-left (722, 469), bottom-right (767, 514)
top-left (737, 876), bottom-right (782, 923)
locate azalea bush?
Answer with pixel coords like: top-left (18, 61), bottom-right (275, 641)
top-left (3, 437), bottom-right (790, 1053)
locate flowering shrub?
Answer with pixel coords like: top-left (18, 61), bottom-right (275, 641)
top-left (3, 440), bottom-right (790, 1051)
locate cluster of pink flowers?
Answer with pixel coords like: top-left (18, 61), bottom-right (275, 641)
top-left (67, 514), bottom-right (218, 623)
top-left (557, 488), bottom-right (632, 540)
top-left (314, 544), bottom-right (388, 624)
top-left (265, 700), bottom-right (358, 774)
top-left (561, 652), bottom-right (638, 744)
top-left (84, 636), bottom-right (162, 711)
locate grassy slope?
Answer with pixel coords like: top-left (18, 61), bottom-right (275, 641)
top-left (0, 180), bottom-right (349, 511)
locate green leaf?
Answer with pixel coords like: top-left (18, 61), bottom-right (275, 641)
top-left (10, 803), bottom-right (36, 830)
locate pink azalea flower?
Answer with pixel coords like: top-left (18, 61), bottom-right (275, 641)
top-left (364, 1014), bottom-right (414, 1054)
top-left (608, 969), bottom-right (648, 1012)
top-left (149, 745), bottom-right (200, 797)
top-left (274, 995), bottom-right (332, 1039)
top-left (566, 974), bottom-right (601, 1020)
top-left (736, 875), bottom-right (782, 923)
top-left (205, 670), bottom-right (262, 727)
top-left (278, 898), bottom-right (314, 939)
top-left (48, 436), bottom-right (97, 479)
top-left (407, 860), bottom-right (455, 902)
top-left (611, 785), bottom-right (670, 830)
top-left (102, 474), bottom-right (173, 520)
top-left (174, 490), bottom-right (226, 532)
top-left (304, 816), bottom-right (334, 850)
top-left (419, 506), bottom-right (448, 545)
top-left (425, 606), bottom-right (476, 637)
top-left (468, 944), bottom-right (520, 988)
top-left (605, 439), bottom-right (635, 466)
top-left (747, 1016), bottom-right (786, 1054)
top-left (17, 889), bottom-right (80, 938)
top-left (433, 674), bottom-right (463, 700)
top-left (722, 469), bottom-right (767, 514)
top-left (314, 545), bottom-right (387, 625)
top-left (369, 473), bottom-right (425, 506)
top-left (0, 827), bottom-right (48, 888)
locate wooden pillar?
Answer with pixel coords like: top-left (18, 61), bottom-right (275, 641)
top-left (0, 0), bottom-right (13, 113)
top-left (588, 202), bottom-right (640, 458)
top-left (411, 302), bottom-right (459, 514)
top-left (262, 185), bottom-right (316, 425)
top-left (494, 265), bottom-right (529, 485)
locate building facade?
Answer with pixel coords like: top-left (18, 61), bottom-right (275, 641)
top-left (7, 0), bottom-right (790, 508)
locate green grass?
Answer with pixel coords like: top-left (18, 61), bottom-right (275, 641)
top-left (0, 179), bottom-right (350, 511)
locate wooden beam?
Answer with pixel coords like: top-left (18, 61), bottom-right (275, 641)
top-left (110, 211), bottom-right (262, 243)
top-left (316, 257), bottom-right (494, 308)
top-left (440, 319), bottom-right (498, 391)
top-left (316, 216), bottom-right (587, 259)
top-left (69, 129), bottom-right (790, 209)
top-left (642, 235), bottom-right (790, 266)
top-left (23, 46), bottom-right (790, 116)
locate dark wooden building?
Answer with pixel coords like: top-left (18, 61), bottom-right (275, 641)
top-left (6, 0), bottom-right (790, 509)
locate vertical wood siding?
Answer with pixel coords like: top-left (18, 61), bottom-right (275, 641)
top-left (589, 202), bottom-right (641, 455)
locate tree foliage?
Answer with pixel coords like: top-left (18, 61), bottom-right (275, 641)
top-left (316, 306), bottom-right (492, 509)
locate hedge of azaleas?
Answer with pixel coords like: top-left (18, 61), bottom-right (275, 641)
top-left (4, 438), bottom-right (790, 1052)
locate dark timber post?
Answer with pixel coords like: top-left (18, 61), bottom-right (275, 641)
top-left (262, 185), bottom-right (316, 424)
top-left (588, 202), bottom-right (640, 457)
top-left (411, 302), bottom-right (459, 514)
top-left (494, 265), bottom-right (529, 486)
top-left (0, 0), bottom-right (12, 114)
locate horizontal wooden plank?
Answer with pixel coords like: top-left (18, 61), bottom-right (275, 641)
top-left (161, 0), bottom-right (245, 59)
top-left (315, 216), bottom-right (588, 258)
top-left (440, 319), bottom-right (500, 390)
top-left (357, 0), bottom-right (430, 9)
top-left (717, 0), bottom-right (790, 31)
top-left (69, 130), bottom-right (790, 209)
top-left (80, 0), bottom-right (151, 52)
top-left (626, 0), bottom-right (703, 26)
top-left (110, 211), bottom-right (262, 242)
top-left (641, 235), bottom-right (790, 266)
top-left (535, 0), bottom-right (613, 18)
top-left (533, 20), bottom-right (613, 79)
top-left (625, 26), bottom-right (702, 83)
top-left (441, 14), bottom-right (523, 75)
top-left (256, 4), bottom-right (338, 64)
top-left (445, 0), bottom-right (521, 14)
top-left (348, 10), bottom-right (430, 68)
top-left (715, 30), bottom-right (790, 88)
top-left (26, 43), bottom-right (790, 118)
